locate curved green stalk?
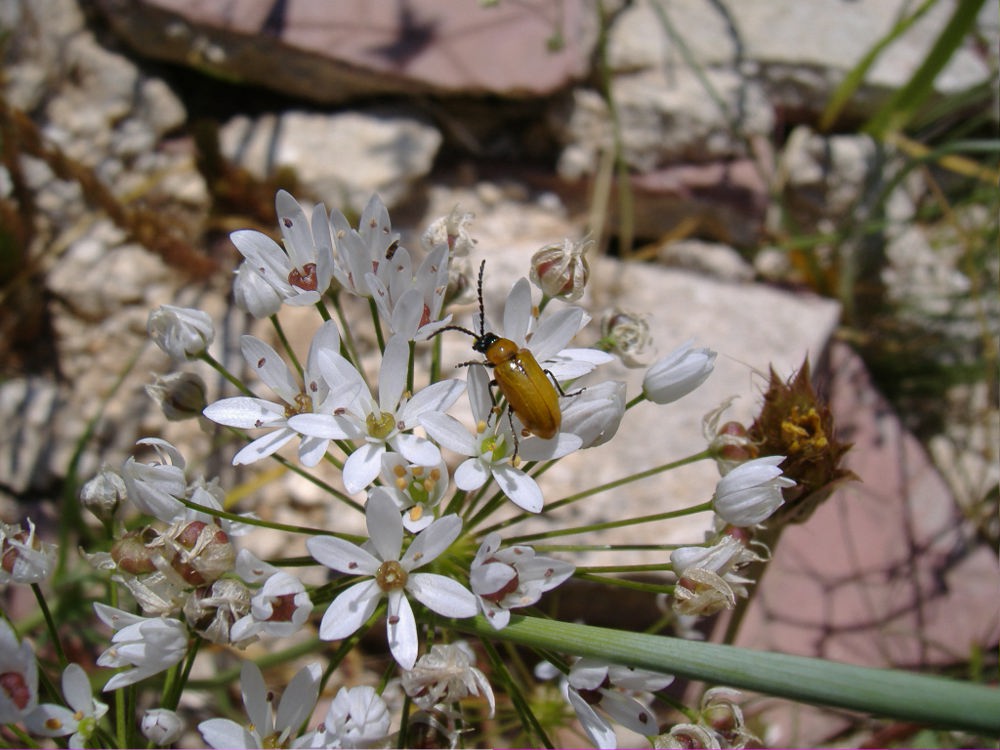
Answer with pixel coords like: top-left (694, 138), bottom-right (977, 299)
top-left (459, 616), bottom-right (1000, 735)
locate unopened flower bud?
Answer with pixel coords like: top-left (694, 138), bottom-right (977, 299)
top-left (643, 341), bottom-right (716, 405)
top-left (530, 237), bottom-right (590, 301)
top-left (600, 308), bottom-right (652, 367)
top-left (147, 305), bottom-right (214, 360)
top-left (146, 372), bottom-right (207, 421)
top-left (712, 456), bottom-right (794, 527)
top-left (163, 521), bottom-right (234, 586)
top-left (141, 707), bottom-right (185, 746)
top-left (111, 530), bottom-right (158, 575)
top-left (79, 466), bottom-right (127, 523)
top-left (233, 261), bottom-right (283, 318)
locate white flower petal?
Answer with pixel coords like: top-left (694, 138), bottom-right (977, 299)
top-left (365, 491), bottom-right (404, 562)
top-left (454, 458), bottom-right (489, 491)
top-left (568, 688), bottom-right (617, 750)
top-left (287, 413), bottom-right (353, 440)
top-left (307, 535), bottom-right (381, 576)
top-left (199, 717), bottom-right (257, 750)
top-left (203, 397), bottom-right (287, 429)
top-left (599, 689), bottom-right (659, 736)
top-left (400, 514), bottom-right (462, 570)
top-left (232, 429), bottom-right (297, 465)
top-left (398, 379), bottom-right (466, 426)
top-left (239, 661), bottom-right (270, 737)
top-left (530, 306), bottom-right (585, 361)
top-left (407, 573), bottom-right (478, 618)
top-left (492, 465), bottom-right (543, 513)
top-left (241, 336), bottom-right (300, 405)
top-left (393, 433), bottom-right (441, 466)
top-left (378, 335), bottom-right (410, 412)
top-left (386, 591), bottom-right (418, 670)
top-left (503, 278), bottom-right (533, 344)
top-left (420, 414), bottom-right (477, 455)
top-left (343, 443), bottom-right (386, 494)
top-left (275, 663), bottom-right (322, 736)
top-left (319, 579), bottom-right (383, 641)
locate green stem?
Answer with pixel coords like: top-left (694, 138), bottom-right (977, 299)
top-left (369, 297), bottom-right (386, 352)
top-left (459, 616), bottom-right (1000, 735)
top-left (480, 450), bottom-right (712, 536)
top-left (481, 637), bottom-right (555, 749)
top-left (198, 351), bottom-right (251, 395)
top-left (270, 314), bottom-right (303, 379)
top-left (31, 583), bottom-right (67, 667)
top-left (508, 501), bottom-right (713, 545)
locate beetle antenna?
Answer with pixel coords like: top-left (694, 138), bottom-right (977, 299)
top-left (476, 259), bottom-right (487, 336)
top-left (431, 325), bottom-right (478, 339)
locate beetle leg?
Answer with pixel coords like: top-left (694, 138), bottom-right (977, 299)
top-left (506, 406), bottom-right (521, 463)
top-left (543, 369), bottom-right (585, 398)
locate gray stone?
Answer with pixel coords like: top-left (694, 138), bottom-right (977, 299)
top-left (607, 0), bottom-right (992, 120)
top-left (218, 109), bottom-right (442, 212)
top-left (95, 0), bottom-right (600, 102)
top-left (556, 69), bottom-right (774, 175)
top-left (656, 238), bottom-right (755, 282)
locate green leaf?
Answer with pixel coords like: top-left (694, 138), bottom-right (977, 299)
top-left (462, 615), bottom-right (1000, 736)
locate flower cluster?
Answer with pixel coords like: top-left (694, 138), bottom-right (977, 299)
top-left (0, 189), bottom-right (832, 750)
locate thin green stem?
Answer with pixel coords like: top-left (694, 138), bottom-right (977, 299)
top-left (198, 351), bottom-right (251, 395)
top-left (178, 495), bottom-right (363, 542)
top-left (481, 637), bottom-right (555, 749)
top-left (574, 571), bottom-right (674, 595)
top-left (330, 293), bottom-right (363, 370)
top-left (31, 583), bottom-right (67, 667)
top-left (481, 450), bottom-right (712, 536)
top-left (369, 297), bottom-right (386, 352)
top-left (509, 501), bottom-right (713, 545)
top-left (270, 315), bottom-right (303, 379)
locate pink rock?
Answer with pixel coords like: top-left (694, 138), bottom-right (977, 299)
top-left (97, 0), bottom-right (599, 102)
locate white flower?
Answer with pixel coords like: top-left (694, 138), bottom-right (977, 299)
top-left (24, 663), bottom-right (108, 749)
top-left (141, 708), bottom-right (185, 746)
top-left (400, 641), bottom-right (495, 717)
top-left (230, 550), bottom-right (313, 642)
top-left (642, 341), bottom-right (717, 404)
top-left (330, 193), bottom-right (398, 298)
top-left (670, 536), bottom-right (765, 616)
top-left (0, 518), bottom-right (56, 584)
top-left (95, 604), bottom-right (188, 691)
top-left (289, 333), bottom-right (465, 494)
top-left (230, 190), bottom-right (336, 307)
top-left (564, 659), bottom-right (673, 749)
top-left (203, 321), bottom-right (346, 466)
top-left (147, 304), bottom-right (214, 360)
top-left (559, 380), bottom-right (627, 448)
top-left (489, 276), bottom-right (612, 383)
top-left (79, 466), bottom-right (127, 523)
top-left (421, 365), bottom-right (577, 513)
top-left (199, 660), bottom-right (322, 749)
top-left (121, 438), bottom-right (188, 522)
top-left (0, 618), bottom-right (38, 723)
top-left (306, 492), bottom-right (476, 670)
top-left (233, 260), bottom-right (283, 318)
top-left (421, 205), bottom-right (476, 258)
top-left (315, 685), bottom-right (391, 749)
top-left (470, 532), bottom-right (574, 629)
top-left (367, 244), bottom-right (452, 340)
top-left (378, 454), bottom-right (449, 533)
top-left (712, 456), bottom-right (794, 526)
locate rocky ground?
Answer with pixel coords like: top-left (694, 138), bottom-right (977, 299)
top-left (1, 0), bottom-right (997, 746)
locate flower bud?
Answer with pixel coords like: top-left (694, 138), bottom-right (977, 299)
top-left (530, 237), bottom-right (590, 301)
top-left (233, 261), bottom-right (283, 318)
top-left (146, 372), bottom-right (207, 421)
top-left (183, 578), bottom-right (251, 644)
top-left (79, 466), bottom-right (127, 524)
top-left (421, 205), bottom-right (476, 257)
top-left (712, 455), bottom-right (794, 527)
top-left (162, 521), bottom-right (234, 586)
top-left (642, 341), bottom-right (716, 405)
top-left (0, 519), bottom-right (55, 585)
top-left (600, 308), bottom-right (652, 367)
top-left (147, 304), bottom-right (214, 360)
top-left (111, 529), bottom-right (158, 575)
top-left (141, 708), bottom-right (185, 746)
